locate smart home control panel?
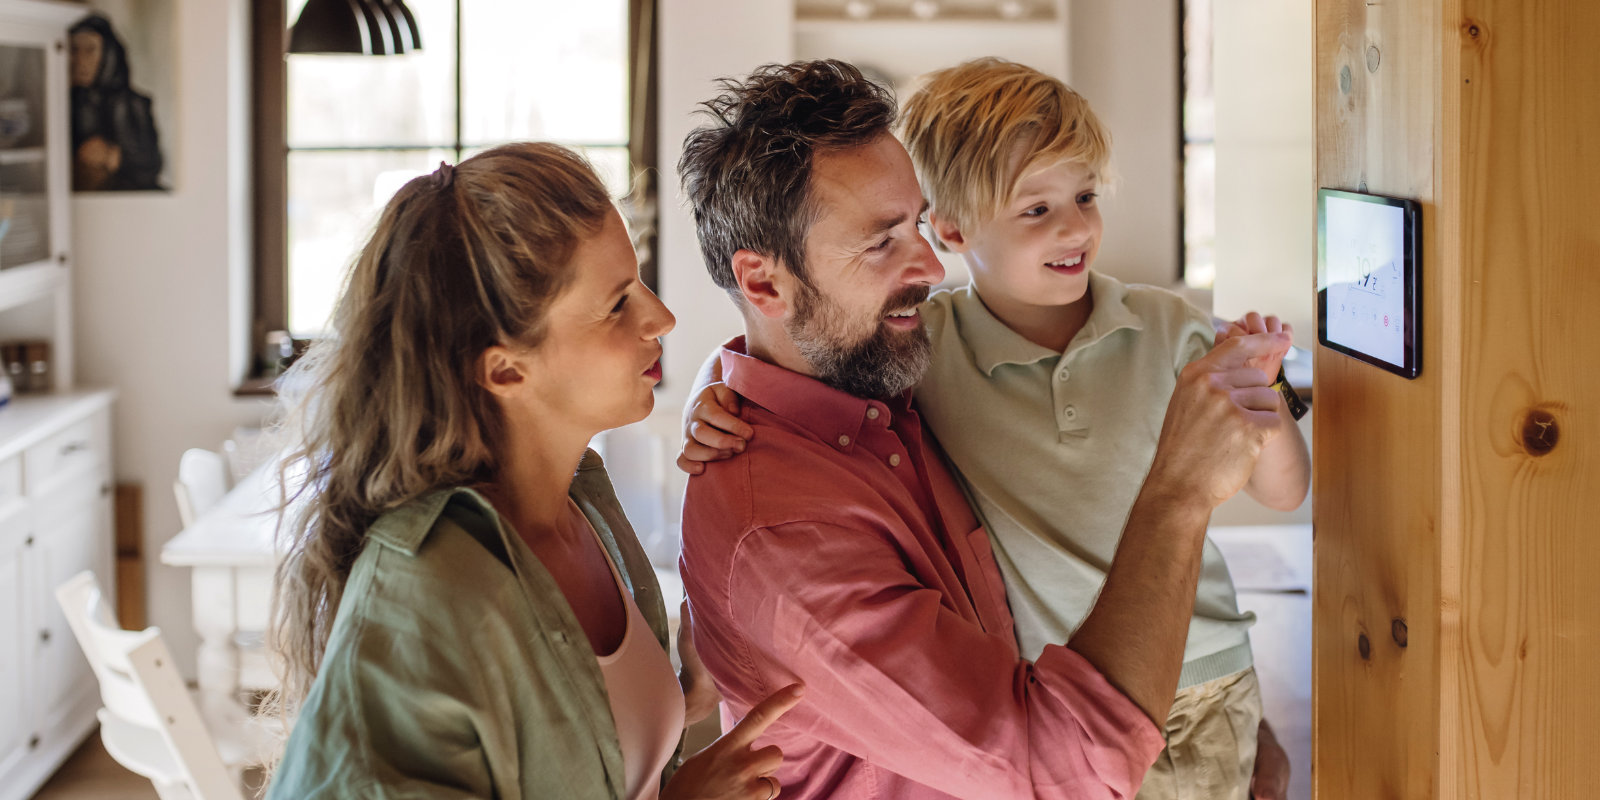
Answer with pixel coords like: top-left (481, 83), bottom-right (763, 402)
top-left (1317, 188), bottom-right (1421, 379)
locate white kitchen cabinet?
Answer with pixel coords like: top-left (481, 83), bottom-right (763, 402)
top-left (0, 391), bottom-right (115, 800)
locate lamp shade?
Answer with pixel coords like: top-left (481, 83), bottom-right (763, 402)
top-left (289, 0), bottom-right (422, 55)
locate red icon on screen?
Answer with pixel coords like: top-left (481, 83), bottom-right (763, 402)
top-left (1384, 315), bottom-right (1389, 327)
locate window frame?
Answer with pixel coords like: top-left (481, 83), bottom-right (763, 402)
top-left (243, 0), bottom-right (657, 392)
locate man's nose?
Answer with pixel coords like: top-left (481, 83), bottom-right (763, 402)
top-left (904, 235), bottom-right (945, 286)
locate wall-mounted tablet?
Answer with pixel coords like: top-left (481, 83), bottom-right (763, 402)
top-left (1317, 188), bottom-right (1421, 379)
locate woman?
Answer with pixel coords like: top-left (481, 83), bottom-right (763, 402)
top-left (267, 143), bottom-right (799, 800)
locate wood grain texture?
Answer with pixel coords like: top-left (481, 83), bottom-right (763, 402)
top-left (1315, 0), bottom-right (1600, 797)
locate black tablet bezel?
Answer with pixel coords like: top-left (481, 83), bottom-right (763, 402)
top-left (1316, 188), bottom-right (1422, 380)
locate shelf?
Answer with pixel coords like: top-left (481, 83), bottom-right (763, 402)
top-left (0, 147), bottom-right (43, 165)
top-left (795, 15), bottom-right (1058, 29)
top-left (0, 259), bottom-right (63, 314)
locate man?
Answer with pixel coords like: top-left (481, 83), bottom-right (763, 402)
top-left (676, 61), bottom-right (1291, 800)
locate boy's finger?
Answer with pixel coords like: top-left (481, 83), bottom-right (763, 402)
top-left (1245, 312), bottom-right (1266, 335)
top-left (683, 440), bottom-right (735, 464)
top-left (698, 396), bottom-right (755, 441)
top-left (1264, 315), bottom-right (1283, 334)
top-left (675, 454), bottom-right (705, 475)
top-left (690, 419), bottom-right (747, 452)
top-left (710, 383), bottom-right (746, 419)
top-left (722, 684), bottom-right (805, 750)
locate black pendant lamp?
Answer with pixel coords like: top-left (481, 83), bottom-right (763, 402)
top-left (289, 0), bottom-right (423, 56)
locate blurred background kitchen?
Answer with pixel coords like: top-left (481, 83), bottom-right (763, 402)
top-left (0, 0), bottom-right (1316, 797)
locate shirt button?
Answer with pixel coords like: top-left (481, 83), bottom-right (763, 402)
top-left (1064, 406), bottom-right (1078, 421)
top-left (1058, 367), bottom-right (1070, 381)
top-left (889, 454), bottom-right (901, 467)
top-left (866, 407), bottom-right (879, 420)
top-left (838, 435), bottom-right (851, 447)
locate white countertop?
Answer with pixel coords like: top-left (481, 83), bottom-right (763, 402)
top-left (0, 389), bottom-right (116, 461)
top-left (161, 456), bottom-right (287, 568)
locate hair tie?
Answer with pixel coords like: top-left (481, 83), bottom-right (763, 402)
top-left (433, 161), bottom-right (455, 189)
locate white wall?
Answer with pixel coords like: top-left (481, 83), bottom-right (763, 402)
top-left (72, 0), bottom-right (269, 679)
top-left (650, 0), bottom-right (796, 510)
top-left (1069, 0), bottom-right (1181, 289)
top-left (1211, 0), bottom-right (1314, 347)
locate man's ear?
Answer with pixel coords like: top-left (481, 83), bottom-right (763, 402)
top-left (730, 249), bottom-right (789, 319)
top-left (477, 344), bottom-right (527, 399)
top-left (927, 211), bottom-right (972, 254)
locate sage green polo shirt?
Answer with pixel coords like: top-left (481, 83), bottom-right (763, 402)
top-left (267, 450), bottom-right (681, 800)
top-left (917, 271), bottom-right (1256, 689)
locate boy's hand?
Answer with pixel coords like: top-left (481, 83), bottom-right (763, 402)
top-left (1215, 312), bottom-right (1293, 380)
top-left (677, 382), bottom-right (755, 475)
top-left (1251, 718), bottom-right (1291, 800)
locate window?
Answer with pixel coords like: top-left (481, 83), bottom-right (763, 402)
top-left (1181, 0), bottom-right (1214, 290)
top-left (278, 0), bottom-right (631, 337)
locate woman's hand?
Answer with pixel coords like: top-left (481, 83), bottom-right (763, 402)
top-left (677, 382), bottom-right (754, 475)
top-left (678, 600), bottom-right (723, 726)
top-left (663, 684), bottom-right (805, 800)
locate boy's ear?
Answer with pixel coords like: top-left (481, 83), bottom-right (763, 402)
top-left (730, 248), bottom-right (789, 319)
top-left (927, 211), bottom-right (972, 254)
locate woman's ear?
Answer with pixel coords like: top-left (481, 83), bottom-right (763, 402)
top-left (927, 211), bottom-right (972, 254)
top-left (477, 345), bottom-right (527, 399)
top-left (730, 249), bottom-right (788, 319)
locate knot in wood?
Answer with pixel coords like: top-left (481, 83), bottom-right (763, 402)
top-left (1358, 633), bottom-right (1371, 660)
top-left (1520, 409), bottom-right (1560, 456)
top-left (1391, 618), bottom-right (1408, 648)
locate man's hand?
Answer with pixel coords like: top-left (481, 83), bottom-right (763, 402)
top-left (1215, 312), bottom-right (1294, 381)
top-left (678, 600), bottom-right (724, 726)
top-left (1147, 331), bottom-right (1293, 509)
top-left (1251, 719), bottom-right (1290, 800)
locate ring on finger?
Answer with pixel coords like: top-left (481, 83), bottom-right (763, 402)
top-left (762, 775), bottom-right (780, 800)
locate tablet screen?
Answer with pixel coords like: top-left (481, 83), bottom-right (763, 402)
top-left (1323, 195), bottom-right (1406, 367)
top-left (1316, 188), bottom-right (1420, 378)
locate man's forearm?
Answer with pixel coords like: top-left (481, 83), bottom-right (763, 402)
top-left (1243, 401), bottom-right (1309, 511)
top-left (1068, 483), bottom-right (1212, 725)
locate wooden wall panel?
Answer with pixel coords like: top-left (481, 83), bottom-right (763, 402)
top-left (1451, 0), bottom-right (1600, 795)
top-left (1315, 0), bottom-right (1600, 797)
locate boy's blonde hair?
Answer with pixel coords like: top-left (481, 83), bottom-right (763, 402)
top-left (899, 58), bottom-right (1111, 237)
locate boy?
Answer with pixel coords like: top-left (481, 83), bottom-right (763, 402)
top-left (681, 58), bottom-right (1307, 800)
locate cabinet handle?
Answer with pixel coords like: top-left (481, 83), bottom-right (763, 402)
top-left (60, 441), bottom-right (89, 456)
top-left (39, 629), bottom-right (50, 644)
top-left (101, 482), bottom-right (111, 496)
top-left (23, 535), bottom-right (32, 546)
top-left (28, 734), bottom-right (39, 749)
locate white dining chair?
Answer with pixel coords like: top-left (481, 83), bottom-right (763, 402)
top-left (55, 571), bottom-right (248, 800)
top-left (174, 448), bottom-right (231, 528)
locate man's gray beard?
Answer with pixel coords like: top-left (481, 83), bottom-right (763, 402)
top-left (786, 282), bottom-right (932, 400)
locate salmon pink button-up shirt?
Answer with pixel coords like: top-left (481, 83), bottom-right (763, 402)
top-left (679, 339), bottom-right (1165, 800)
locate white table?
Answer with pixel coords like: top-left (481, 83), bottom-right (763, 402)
top-left (160, 461), bottom-right (283, 718)
top-left (161, 460), bottom-right (688, 716)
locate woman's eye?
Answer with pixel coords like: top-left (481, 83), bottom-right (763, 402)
top-left (1024, 205), bottom-right (1048, 217)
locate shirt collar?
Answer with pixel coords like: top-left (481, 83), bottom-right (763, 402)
top-left (720, 336), bottom-right (910, 453)
top-left (954, 270), bottom-right (1145, 376)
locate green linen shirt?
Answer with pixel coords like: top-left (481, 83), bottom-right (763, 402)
top-left (917, 271), bottom-right (1257, 689)
top-left (267, 449), bottom-right (682, 800)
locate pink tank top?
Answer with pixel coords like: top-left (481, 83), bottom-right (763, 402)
top-left (590, 528), bottom-right (686, 800)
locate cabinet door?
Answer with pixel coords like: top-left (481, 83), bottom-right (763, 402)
top-left (0, 508), bottom-right (32, 781)
top-left (30, 488), bottom-right (97, 734)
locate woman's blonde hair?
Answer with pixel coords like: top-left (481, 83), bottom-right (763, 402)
top-left (899, 58), bottom-right (1112, 238)
top-left (266, 142), bottom-right (614, 723)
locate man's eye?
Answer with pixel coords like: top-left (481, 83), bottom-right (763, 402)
top-left (612, 295), bottom-right (628, 313)
top-left (874, 236), bottom-right (893, 251)
top-left (1024, 205), bottom-right (1048, 217)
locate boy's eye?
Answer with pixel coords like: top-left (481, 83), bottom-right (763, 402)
top-left (1078, 192), bottom-right (1098, 204)
top-left (1024, 205), bottom-right (1048, 217)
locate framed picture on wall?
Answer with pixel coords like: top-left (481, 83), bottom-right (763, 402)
top-left (70, 0), bottom-right (175, 192)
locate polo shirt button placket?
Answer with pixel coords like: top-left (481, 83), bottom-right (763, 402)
top-left (866, 407), bottom-right (879, 421)
top-left (1058, 366), bottom-right (1070, 381)
top-left (838, 435), bottom-right (851, 448)
top-left (889, 454), bottom-right (901, 467)
top-left (1064, 406), bottom-right (1078, 422)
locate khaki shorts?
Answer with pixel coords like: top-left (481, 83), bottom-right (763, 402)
top-left (1135, 668), bottom-right (1263, 800)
